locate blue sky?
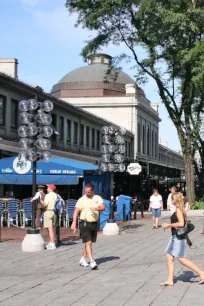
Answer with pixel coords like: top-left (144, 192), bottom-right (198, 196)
top-left (0, 0), bottom-right (180, 151)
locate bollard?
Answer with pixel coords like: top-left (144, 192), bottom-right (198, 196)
top-left (111, 199), bottom-right (115, 219)
top-left (56, 214), bottom-right (61, 244)
top-left (109, 202), bottom-right (112, 220)
top-left (134, 201), bottom-right (137, 220)
top-left (141, 202), bottom-right (144, 218)
top-left (123, 204), bottom-right (126, 222)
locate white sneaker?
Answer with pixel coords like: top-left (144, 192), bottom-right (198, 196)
top-left (79, 257), bottom-right (89, 267)
top-left (46, 243), bottom-right (56, 250)
top-left (90, 260), bottom-right (97, 270)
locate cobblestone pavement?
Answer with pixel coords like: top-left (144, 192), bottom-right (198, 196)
top-left (0, 217), bottom-right (204, 306)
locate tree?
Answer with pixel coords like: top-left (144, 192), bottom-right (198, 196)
top-left (65, 0), bottom-right (204, 203)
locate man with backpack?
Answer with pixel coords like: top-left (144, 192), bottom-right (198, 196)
top-left (31, 185), bottom-right (45, 228)
top-left (40, 184), bottom-right (58, 250)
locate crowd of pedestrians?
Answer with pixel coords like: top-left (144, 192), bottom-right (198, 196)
top-left (30, 183), bottom-right (204, 283)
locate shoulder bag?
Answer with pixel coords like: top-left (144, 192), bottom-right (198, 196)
top-left (176, 219), bottom-right (195, 238)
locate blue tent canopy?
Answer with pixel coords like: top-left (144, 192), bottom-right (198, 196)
top-left (0, 156), bottom-right (98, 185)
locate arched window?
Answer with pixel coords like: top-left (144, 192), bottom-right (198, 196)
top-left (142, 125), bottom-right (145, 154)
top-left (147, 126), bottom-right (150, 156)
top-left (137, 123), bottom-right (141, 153)
top-left (155, 131), bottom-right (157, 158)
top-left (152, 130), bottom-right (154, 157)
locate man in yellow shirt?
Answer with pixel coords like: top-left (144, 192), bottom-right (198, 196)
top-left (71, 183), bottom-right (105, 269)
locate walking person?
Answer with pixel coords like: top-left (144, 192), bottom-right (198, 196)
top-left (161, 192), bottom-right (204, 286)
top-left (167, 186), bottom-right (177, 215)
top-left (31, 185), bottom-right (45, 228)
top-left (148, 188), bottom-right (163, 229)
top-left (40, 184), bottom-right (57, 250)
top-left (71, 183), bottom-right (105, 269)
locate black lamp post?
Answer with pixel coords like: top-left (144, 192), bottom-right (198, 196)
top-left (18, 88), bottom-right (53, 234)
top-left (100, 125), bottom-right (126, 220)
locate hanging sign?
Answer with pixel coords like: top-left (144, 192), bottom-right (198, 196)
top-left (127, 163), bottom-right (142, 175)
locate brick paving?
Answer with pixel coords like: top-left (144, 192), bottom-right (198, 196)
top-left (0, 216), bottom-right (204, 306)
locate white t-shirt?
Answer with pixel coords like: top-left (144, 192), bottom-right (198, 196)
top-left (167, 193), bottom-right (176, 215)
top-left (150, 194), bottom-right (163, 209)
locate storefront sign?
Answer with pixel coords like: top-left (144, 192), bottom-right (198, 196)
top-left (127, 163), bottom-right (142, 175)
top-left (13, 157), bottom-right (31, 174)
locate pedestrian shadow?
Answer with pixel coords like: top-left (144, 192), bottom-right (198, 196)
top-left (96, 256), bottom-right (120, 265)
top-left (174, 271), bottom-right (198, 283)
top-left (120, 224), bottom-right (143, 232)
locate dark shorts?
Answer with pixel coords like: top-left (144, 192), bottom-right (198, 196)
top-left (79, 221), bottom-right (98, 243)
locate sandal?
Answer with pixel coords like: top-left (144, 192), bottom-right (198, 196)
top-left (199, 273), bottom-right (204, 284)
top-left (160, 282), bottom-right (174, 286)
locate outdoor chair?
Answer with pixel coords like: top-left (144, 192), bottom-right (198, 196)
top-left (66, 199), bottom-right (78, 227)
top-left (22, 198), bottom-right (32, 227)
top-left (7, 199), bottom-right (19, 227)
top-left (0, 200), bottom-right (3, 227)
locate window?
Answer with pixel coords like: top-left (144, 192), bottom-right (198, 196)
top-left (96, 130), bottom-right (100, 151)
top-left (128, 142), bottom-right (131, 157)
top-left (67, 119), bottom-right (71, 143)
top-left (11, 99), bottom-right (18, 129)
top-left (59, 116), bottom-right (64, 141)
top-left (51, 113), bottom-right (57, 140)
top-left (137, 123), bottom-right (141, 153)
top-left (0, 95), bottom-right (6, 126)
top-left (93, 56), bottom-right (101, 63)
top-left (155, 131), bottom-right (157, 158)
top-left (86, 126), bottom-right (90, 147)
top-left (152, 130), bottom-right (154, 157)
top-left (142, 125), bottom-right (145, 154)
top-left (74, 122), bottom-right (78, 144)
top-left (147, 126), bottom-right (150, 156)
top-left (92, 129), bottom-right (95, 150)
top-left (80, 124), bottom-right (84, 146)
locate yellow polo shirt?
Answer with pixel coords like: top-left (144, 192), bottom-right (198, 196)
top-left (76, 195), bottom-right (103, 222)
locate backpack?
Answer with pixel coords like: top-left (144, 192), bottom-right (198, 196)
top-left (54, 195), bottom-right (64, 215)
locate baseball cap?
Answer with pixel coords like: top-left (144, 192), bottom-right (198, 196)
top-left (37, 185), bottom-right (45, 189)
top-left (46, 184), bottom-right (56, 191)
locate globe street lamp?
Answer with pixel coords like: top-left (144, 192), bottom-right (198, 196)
top-left (100, 125), bottom-right (126, 195)
top-left (18, 90), bottom-right (54, 252)
top-left (100, 125), bottom-right (126, 236)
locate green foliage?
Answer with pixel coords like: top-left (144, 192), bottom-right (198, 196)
top-left (65, 0), bottom-right (204, 203)
top-left (191, 202), bottom-right (204, 210)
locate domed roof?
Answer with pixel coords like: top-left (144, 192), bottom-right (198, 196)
top-left (57, 64), bottom-right (135, 85)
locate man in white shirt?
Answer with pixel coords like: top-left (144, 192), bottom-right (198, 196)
top-left (40, 184), bottom-right (57, 250)
top-left (167, 186), bottom-right (177, 215)
top-left (148, 188), bottom-right (163, 229)
top-left (71, 183), bottom-right (105, 270)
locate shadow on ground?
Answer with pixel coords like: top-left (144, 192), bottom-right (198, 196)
top-left (120, 224), bottom-right (143, 232)
top-left (174, 271), bottom-right (198, 283)
top-left (96, 256), bottom-right (120, 265)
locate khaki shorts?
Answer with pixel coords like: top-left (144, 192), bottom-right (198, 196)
top-left (44, 211), bottom-right (56, 228)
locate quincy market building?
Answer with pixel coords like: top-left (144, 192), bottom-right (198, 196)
top-left (0, 57), bottom-right (184, 203)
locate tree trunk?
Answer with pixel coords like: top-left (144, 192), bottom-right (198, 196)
top-left (183, 153), bottom-right (196, 204)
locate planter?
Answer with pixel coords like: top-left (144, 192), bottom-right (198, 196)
top-left (162, 210), bottom-right (204, 218)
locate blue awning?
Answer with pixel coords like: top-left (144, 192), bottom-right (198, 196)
top-left (0, 156), bottom-right (98, 185)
